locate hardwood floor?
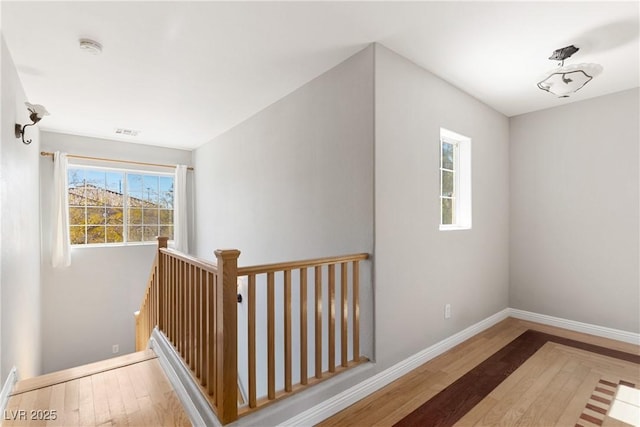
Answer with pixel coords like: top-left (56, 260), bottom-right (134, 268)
top-left (3, 350), bottom-right (190, 427)
top-left (3, 319), bottom-right (637, 426)
top-left (318, 318), bottom-right (640, 427)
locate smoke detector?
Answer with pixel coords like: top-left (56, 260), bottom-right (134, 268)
top-left (79, 38), bottom-right (102, 55)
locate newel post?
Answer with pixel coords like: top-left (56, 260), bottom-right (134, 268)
top-left (157, 236), bottom-right (169, 332)
top-left (215, 249), bottom-right (240, 424)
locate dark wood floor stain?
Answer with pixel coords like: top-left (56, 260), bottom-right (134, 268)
top-left (394, 330), bottom-right (640, 427)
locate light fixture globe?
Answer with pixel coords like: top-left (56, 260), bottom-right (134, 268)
top-left (537, 63), bottom-right (603, 98)
top-left (25, 102), bottom-right (50, 122)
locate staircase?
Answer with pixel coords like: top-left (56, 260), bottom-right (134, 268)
top-left (2, 350), bottom-right (190, 427)
top-left (2, 240), bottom-right (370, 426)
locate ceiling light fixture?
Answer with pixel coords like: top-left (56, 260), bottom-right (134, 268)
top-left (537, 45), bottom-right (602, 98)
top-left (15, 102), bottom-right (49, 145)
top-left (79, 38), bottom-right (102, 55)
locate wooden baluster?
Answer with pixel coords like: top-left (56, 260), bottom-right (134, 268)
top-left (191, 264), bottom-right (196, 369)
top-left (151, 260), bottom-right (156, 334)
top-left (191, 265), bottom-right (196, 371)
top-left (166, 254), bottom-right (170, 332)
top-left (185, 263), bottom-right (189, 359)
top-left (214, 249), bottom-right (240, 424)
top-left (248, 274), bottom-right (257, 408)
top-left (207, 271), bottom-right (215, 395)
top-left (328, 264), bottom-right (336, 373)
top-left (167, 257), bottom-right (171, 341)
top-left (182, 260), bottom-right (187, 356)
top-left (315, 266), bottom-right (323, 379)
top-left (199, 268), bottom-right (206, 385)
top-left (186, 264), bottom-right (192, 369)
top-left (161, 254), bottom-right (166, 332)
top-left (341, 262), bottom-right (348, 367)
top-left (155, 268), bottom-right (158, 329)
top-left (135, 311), bottom-right (141, 351)
top-left (148, 274), bottom-right (152, 334)
top-left (170, 257), bottom-right (175, 343)
top-left (171, 259), bottom-right (175, 346)
top-left (145, 300), bottom-right (148, 343)
top-left (183, 262), bottom-right (188, 363)
top-left (284, 269), bottom-right (292, 392)
top-left (152, 269), bottom-right (156, 331)
top-left (267, 271), bottom-right (275, 400)
top-left (194, 267), bottom-right (200, 379)
top-left (300, 267), bottom-right (308, 385)
top-left (174, 259), bottom-right (179, 351)
top-left (178, 260), bottom-right (183, 353)
top-left (172, 258), bottom-right (180, 347)
top-left (177, 260), bottom-right (182, 354)
top-left (177, 258), bottom-right (182, 350)
top-left (149, 284), bottom-right (152, 333)
top-left (140, 301), bottom-right (144, 350)
top-left (353, 260), bottom-right (360, 362)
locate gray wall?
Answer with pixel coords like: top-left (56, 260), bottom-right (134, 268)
top-left (40, 131), bottom-right (192, 373)
top-left (193, 47), bottom-right (374, 266)
top-left (1, 37), bottom-right (42, 380)
top-left (509, 88), bottom-right (640, 333)
top-left (193, 46), bottom-right (374, 421)
top-left (374, 44), bottom-right (510, 368)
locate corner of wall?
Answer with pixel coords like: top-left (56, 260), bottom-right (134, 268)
top-left (1, 36), bottom-right (43, 380)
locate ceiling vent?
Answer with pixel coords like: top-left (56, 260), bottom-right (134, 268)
top-left (115, 128), bottom-right (140, 137)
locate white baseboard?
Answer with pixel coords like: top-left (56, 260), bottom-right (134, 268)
top-left (507, 308), bottom-right (640, 345)
top-left (279, 308), bottom-right (511, 426)
top-left (150, 328), bottom-right (222, 427)
top-left (0, 367), bottom-right (18, 418)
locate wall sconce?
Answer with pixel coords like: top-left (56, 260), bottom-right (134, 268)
top-left (15, 102), bottom-right (49, 145)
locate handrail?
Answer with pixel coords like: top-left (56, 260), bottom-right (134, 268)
top-left (160, 247), bottom-right (218, 272)
top-left (136, 238), bottom-right (369, 424)
top-left (237, 253), bottom-right (369, 275)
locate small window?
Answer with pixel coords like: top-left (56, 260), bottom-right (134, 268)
top-left (68, 166), bottom-right (174, 245)
top-left (439, 128), bottom-right (471, 230)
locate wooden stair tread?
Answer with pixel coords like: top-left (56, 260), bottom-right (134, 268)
top-left (11, 349), bottom-right (156, 396)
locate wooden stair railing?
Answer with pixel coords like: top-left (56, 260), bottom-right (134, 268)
top-left (237, 253), bottom-right (369, 413)
top-left (135, 237), bottom-right (369, 424)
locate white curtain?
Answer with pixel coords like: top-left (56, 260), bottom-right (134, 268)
top-left (52, 151), bottom-right (71, 267)
top-left (173, 164), bottom-right (189, 253)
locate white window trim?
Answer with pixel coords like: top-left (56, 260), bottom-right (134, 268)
top-left (67, 163), bottom-right (175, 247)
top-left (439, 128), bottom-right (472, 231)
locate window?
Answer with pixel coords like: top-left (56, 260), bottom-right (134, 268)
top-left (439, 128), bottom-right (471, 230)
top-left (68, 166), bottom-right (174, 245)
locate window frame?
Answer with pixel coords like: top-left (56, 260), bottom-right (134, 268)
top-left (439, 128), bottom-right (472, 231)
top-left (67, 163), bottom-right (175, 247)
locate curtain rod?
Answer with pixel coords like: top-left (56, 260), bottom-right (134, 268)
top-left (40, 151), bottom-right (194, 171)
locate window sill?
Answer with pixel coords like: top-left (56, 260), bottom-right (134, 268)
top-left (439, 225), bottom-right (471, 231)
top-left (71, 241), bottom-right (169, 249)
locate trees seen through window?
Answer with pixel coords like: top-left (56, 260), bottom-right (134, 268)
top-left (68, 167), bottom-right (174, 245)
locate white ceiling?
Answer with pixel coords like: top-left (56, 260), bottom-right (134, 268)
top-left (2, 1), bottom-right (638, 150)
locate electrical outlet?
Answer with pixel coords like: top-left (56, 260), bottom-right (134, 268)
top-left (444, 304), bottom-right (452, 319)
top-left (112, 344), bottom-right (119, 354)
